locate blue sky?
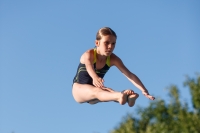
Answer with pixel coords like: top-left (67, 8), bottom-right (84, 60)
top-left (0, 1), bottom-right (200, 133)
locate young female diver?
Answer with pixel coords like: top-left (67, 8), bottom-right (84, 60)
top-left (72, 27), bottom-right (155, 107)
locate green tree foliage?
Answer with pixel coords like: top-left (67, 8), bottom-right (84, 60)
top-left (111, 75), bottom-right (200, 133)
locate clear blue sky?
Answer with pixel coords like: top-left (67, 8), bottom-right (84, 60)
top-left (1, 1), bottom-right (200, 133)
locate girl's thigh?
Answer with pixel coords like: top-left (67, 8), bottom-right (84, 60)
top-left (72, 83), bottom-right (100, 103)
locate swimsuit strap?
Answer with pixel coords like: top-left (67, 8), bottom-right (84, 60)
top-left (93, 48), bottom-right (110, 67)
top-left (106, 55), bottom-right (110, 67)
top-left (93, 48), bottom-right (97, 64)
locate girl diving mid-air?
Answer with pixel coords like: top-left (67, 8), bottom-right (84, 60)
top-left (72, 27), bottom-right (155, 107)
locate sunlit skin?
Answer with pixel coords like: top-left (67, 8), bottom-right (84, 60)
top-left (72, 34), bottom-right (155, 107)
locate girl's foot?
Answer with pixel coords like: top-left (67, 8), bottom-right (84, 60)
top-left (123, 89), bottom-right (134, 95)
top-left (118, 91), bottom-right (128, 105)
top-left (128, 93), bottom-right (139, 107)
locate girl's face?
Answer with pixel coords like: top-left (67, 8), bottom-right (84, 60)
top-left (95, 35), bottom-right (116, 56)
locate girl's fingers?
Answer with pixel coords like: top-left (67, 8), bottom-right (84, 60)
top-left (97, 82), bottom-right (101, 87)
top-left (98, 83), bottom-right (102, 88)
top-left (94, 81), bottom-right (102, 88)
top-left (101, 82), bottom-right (104, 87)
top-left (100, 78), bottom-right (104, 85)
top-left (95, 84), bottom-right (99, 87)
top-left (98, 81), bottom-right (103, 88)
top-left (151, 96), bottom-right (155, 100)
top-left (147, 95), bottom-right (155, 100)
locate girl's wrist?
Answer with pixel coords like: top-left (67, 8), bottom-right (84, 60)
top-left (91, 74), bottom-right (99, 79)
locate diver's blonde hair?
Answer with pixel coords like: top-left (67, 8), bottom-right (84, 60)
top-left (96, 27), bottom-right (117, 40)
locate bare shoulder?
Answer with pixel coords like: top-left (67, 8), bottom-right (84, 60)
top-left (80, 49), bottom-right (94, 64)
top-left (110, 53), bottom-right (123, 66)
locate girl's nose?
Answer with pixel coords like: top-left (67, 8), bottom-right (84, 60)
top-left (108, 44), bottom-right (112, 48)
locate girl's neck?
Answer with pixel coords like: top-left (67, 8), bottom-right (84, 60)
top-left (96, 49), bottom-right (106, 62)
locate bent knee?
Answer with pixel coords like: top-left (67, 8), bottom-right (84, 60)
top-left (72, 92), bottom-right (85, 103)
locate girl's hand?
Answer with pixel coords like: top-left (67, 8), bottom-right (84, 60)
top-left (142, 90), bottom-right (155, 100)
top-left (93, 77), bottom-right (104, 88)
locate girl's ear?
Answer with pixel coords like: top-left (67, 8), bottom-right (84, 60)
top-left (95, 40), bottom-right (100, 47)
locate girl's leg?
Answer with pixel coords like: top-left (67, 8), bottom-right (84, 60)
top-left (87, 87), bottom-right (115, 104)
top-left (72, 83), bottom-right (127, 105)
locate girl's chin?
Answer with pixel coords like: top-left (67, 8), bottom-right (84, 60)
top-left (105, 52), bottom-right (112, 56)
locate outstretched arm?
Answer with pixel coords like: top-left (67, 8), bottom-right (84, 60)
top-left (123, 73), bottom-right (155, 100)
top-left (111, 54), bottom-right (155, 100)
